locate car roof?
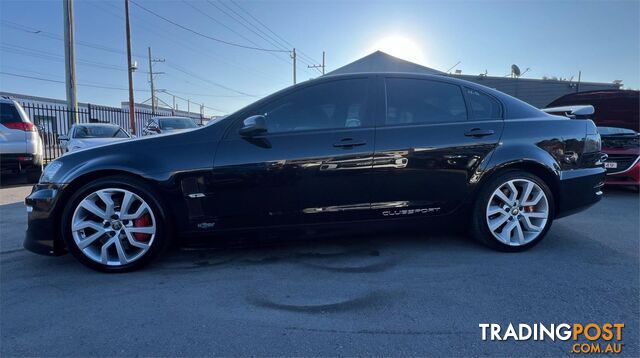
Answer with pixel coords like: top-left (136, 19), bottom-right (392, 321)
top-left (0, 97), bottom-right (17, 104)
top-left (74, 122), bottom-right (120, 127)
top-left (152, 116), bottom-right (193, 120)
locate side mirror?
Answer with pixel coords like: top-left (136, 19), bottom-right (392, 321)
top-left (239, 115), bottom-right (267, 137)
top-left (58, 135), bottom-right (69, 142)
top-left (147, 124), bottom-right (160, 133)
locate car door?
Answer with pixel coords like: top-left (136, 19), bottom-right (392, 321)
top-left (370, 76), bottom-right (504, 218)
top-left (207, 77), bottom-right (377, 231)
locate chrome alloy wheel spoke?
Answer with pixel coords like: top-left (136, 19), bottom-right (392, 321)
top-left (71, 188), bottom-right (156, 266)
top-left (486, 179), bottom-right (549, 246)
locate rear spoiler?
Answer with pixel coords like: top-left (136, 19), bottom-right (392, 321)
top-left (542, 105), bottom-right (594, 119)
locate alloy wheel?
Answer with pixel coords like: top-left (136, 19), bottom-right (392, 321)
top-left (71, 188), bottom-right (156, 266)
top-left (485, 179), bottom-right (549, 246)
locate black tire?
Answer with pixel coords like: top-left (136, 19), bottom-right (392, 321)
top-left (470, 170), bottom-right (555, 252)
top-left (61, 175), bottom-right (171, 272)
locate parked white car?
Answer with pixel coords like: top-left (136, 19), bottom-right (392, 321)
top-left (60, 123), bottom-right (132, 154)
top-left (0, 97), bottom-right (43, 181)
top-left (143, 116), bottom-right (198, 136)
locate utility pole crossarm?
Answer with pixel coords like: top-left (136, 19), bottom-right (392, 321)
top-left (306, 51), bottom-right (326, 75)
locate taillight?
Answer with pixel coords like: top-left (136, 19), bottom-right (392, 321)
top-left (2, 122), bottom-right (36, 132)
top-left (584, 133), bottom-right (601, 153)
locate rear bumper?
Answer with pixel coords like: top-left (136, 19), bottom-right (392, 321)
top-left (24, 184), bottom-right (67, 256)
top-left (556, 167), bottom-right (605, 219)
top-left (0, 153), bottom-right (42, 172)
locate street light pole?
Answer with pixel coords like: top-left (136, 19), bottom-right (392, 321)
top-left (124, 0), bottom-right (136, 135)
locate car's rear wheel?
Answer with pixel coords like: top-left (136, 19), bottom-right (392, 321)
top-left (61, 176), bottom-right (170, 272)
top-left (471, 170), bottom-right (554, 251)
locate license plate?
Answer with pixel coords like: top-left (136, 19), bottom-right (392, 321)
top-left (605, 162), bottom-right (618, 169)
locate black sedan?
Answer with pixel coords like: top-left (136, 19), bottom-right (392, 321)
top-left (25, 73), bottom-right (606, 272)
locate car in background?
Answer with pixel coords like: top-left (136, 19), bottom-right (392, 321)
top-left (546, 90), bottom-right (639, 189)
top-left (59, 123), bottom-right (132, 154)
top-left (0, 97), bottom-right (43, 182)
top-left (142, 116), bottom-right (198, 136)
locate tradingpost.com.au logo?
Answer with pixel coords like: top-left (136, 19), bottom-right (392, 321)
top-left (479, 323), bottom-right (625, 354)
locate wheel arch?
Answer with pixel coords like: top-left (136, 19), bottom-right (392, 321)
top-left (474, 159), bottom-right (561, 215)
top-left (54, 169), bottom-right (171, 250)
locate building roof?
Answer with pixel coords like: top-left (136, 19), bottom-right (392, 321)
top-left (326, 51), bottom-right (444, 76)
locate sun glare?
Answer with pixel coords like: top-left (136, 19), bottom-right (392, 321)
top-left (369, 35), bottom-right (426, 65)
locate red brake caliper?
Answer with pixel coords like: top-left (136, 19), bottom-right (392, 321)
top-left (133, 214), bottom-right (151, 241)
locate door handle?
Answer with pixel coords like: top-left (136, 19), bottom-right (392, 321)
top-left (464, 128), bottom-right (495, 137)
top-left (333, 138), bottom-right (367, 148)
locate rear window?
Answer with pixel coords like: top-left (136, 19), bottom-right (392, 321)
top-left (385, 78), bottom-right (467, 125)
top-left (0, 103), bottom-right (22, 124)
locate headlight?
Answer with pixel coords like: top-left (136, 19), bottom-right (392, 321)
top-left (39, 161), bottom-right (63, 183)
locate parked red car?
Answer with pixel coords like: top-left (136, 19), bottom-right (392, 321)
top-left (546, 90), bottom-right (639, 189)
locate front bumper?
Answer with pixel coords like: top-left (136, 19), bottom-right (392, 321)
top-left (606, 158), bottom-right (640, 186)
top-left (24, 184), bottom-right (68, 256)
top-left (556, 167), bottom-right (605, 219)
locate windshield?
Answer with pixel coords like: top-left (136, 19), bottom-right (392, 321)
top-left (159, 118), bottom-right (197, 130)
top-left (74, 125), bottom-right (129, 138)
top-left (597, 126), bottom-right (638, 136)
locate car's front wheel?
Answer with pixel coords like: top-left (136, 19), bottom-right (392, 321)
top-left (61, 176), bottom-right (170, 272)
top-left (471, 170), bottom-right (554, 251)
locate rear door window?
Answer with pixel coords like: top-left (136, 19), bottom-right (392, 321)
top-left (464, 87), bottom-right (502, 120)
top-left (385, 78), bottom-right (467, 126)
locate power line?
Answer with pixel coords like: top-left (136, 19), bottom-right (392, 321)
top-left (0, 71), bottom-right (149, 92)
top-left (160, 90), bottom-right (226, 114)
top-left (129, 0), bottom-right (288, 53)
top-left (182, 0), bottom-right (293, 69)
top-left (0, 20), bottom-right (146, 58)
top-left (0, 43), bottom-right (150, 74)
top-left (165, 62), bottom-right (257, 97)
top-left (207, 1), bottom-right (288, 53)
top-left (229, 0), bottom-right (320, 65)
top-left (205, 0), bottom-right (316, 76)
top-left (218, 0), bottom-right (319, 74)
top-left (1, 70), bottom-right (227, 113)
top-left (93, 1), bottom-right (278, 82)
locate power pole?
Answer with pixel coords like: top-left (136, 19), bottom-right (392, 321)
top-left (307, 51), bottom-right (326, 75)
top-left (124, 0), bottom-right (136, 135)
top-left (63, 0), bottom-right (78, 125)
top-left (291, 48), bottom-right (297, 84)
top-left (148, 47), bottom-right (155, 114)
top-left (146, 47), bottom-right (165, 115)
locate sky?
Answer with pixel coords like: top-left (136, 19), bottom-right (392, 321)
top-left (1, 0), bottom-right (639, 116)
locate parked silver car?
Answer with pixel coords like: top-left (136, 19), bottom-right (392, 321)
top-left (59, 123), bottom-right (132, 154)
top-left (0, 97), bottom-right (43, 181)
top-left (143, 116), bottom-right (198, 136)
